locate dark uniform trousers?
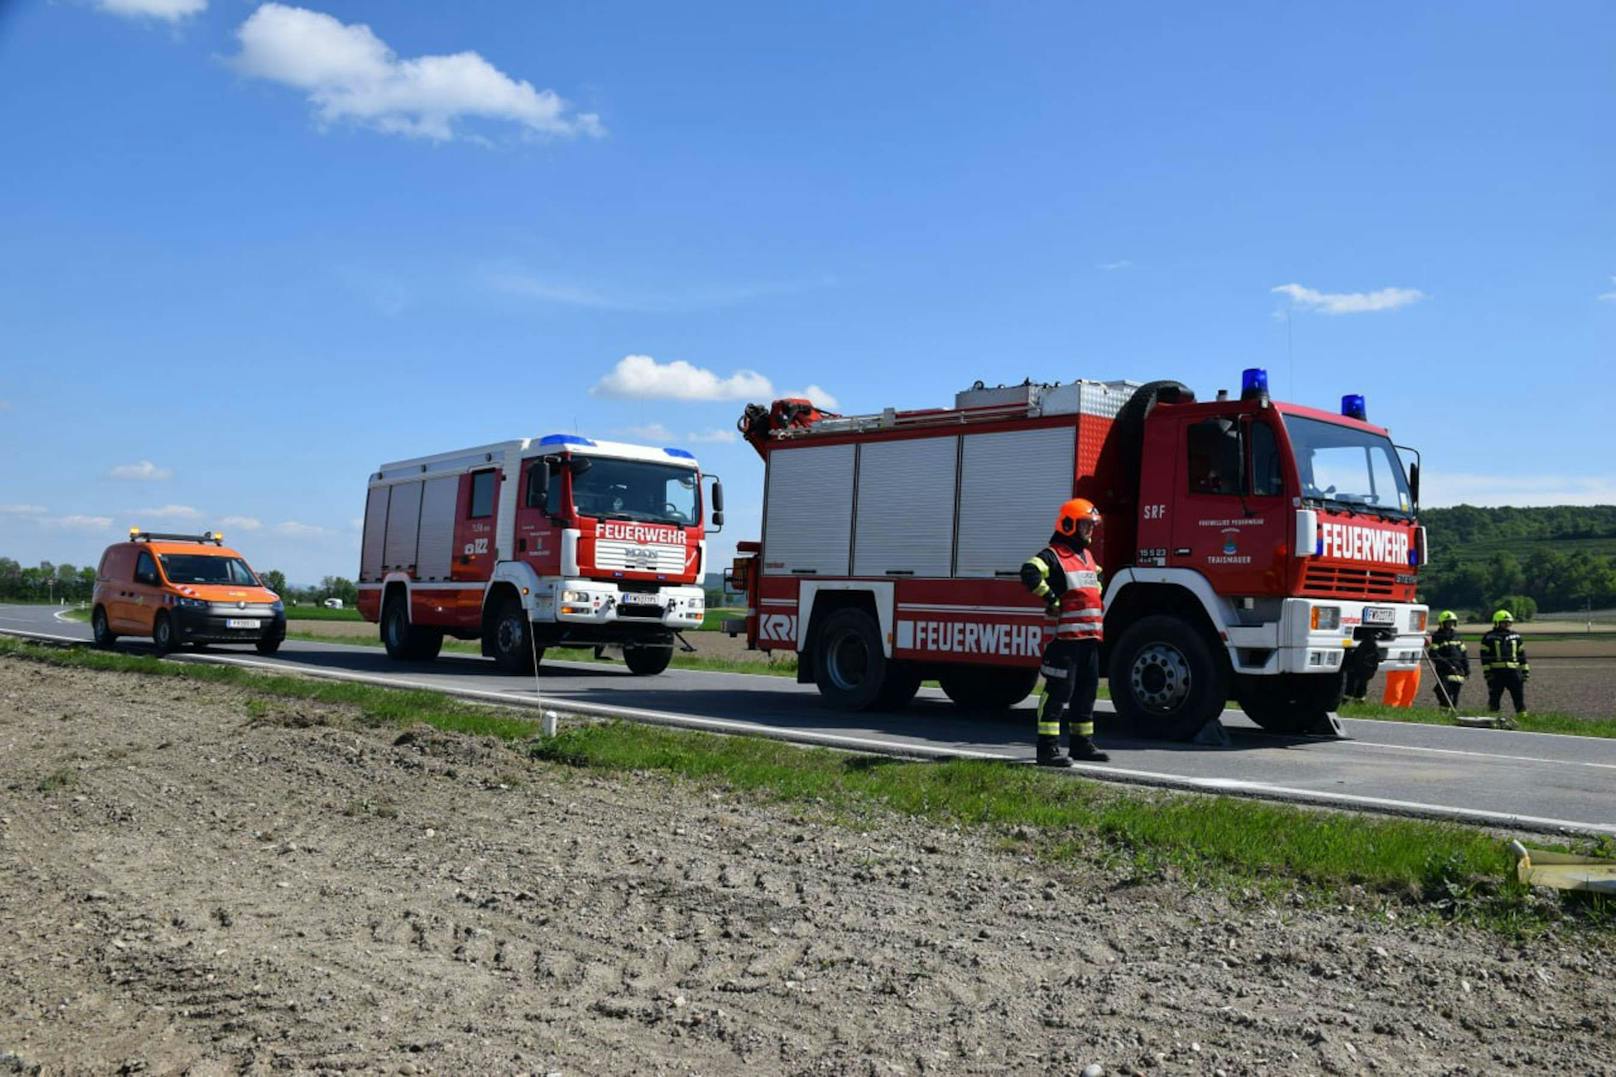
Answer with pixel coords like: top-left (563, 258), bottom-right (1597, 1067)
top-left (1487, 671), bottom-right (1525, 715)
top-left (1036, 638), bottom-right (1100, 739)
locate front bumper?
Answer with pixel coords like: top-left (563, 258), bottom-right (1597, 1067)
top-left (172, 604), bottom-right (286, 645)
top-left (1226, 597), bottom-right (1428, 675)
top-left (533, 581), bottom-right (705, 629)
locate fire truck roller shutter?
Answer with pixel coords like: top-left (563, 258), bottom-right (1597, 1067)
top-left (854, 436), bottom-right (958, 577)
top-left (762, 443), bottom-right (855, 576)
top-left (955, 426), bottom-right (1077, 577)
top-left (414, 476), bottom-right (460, 581)
top-left (361, 485), bottom-right (389, 581)
top-left (382, 480), bottom-right (423, 574)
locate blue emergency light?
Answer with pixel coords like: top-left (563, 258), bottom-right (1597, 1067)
top-left (538, 433), bottom-right (597, 447)
top-left (1241, 367), bottom-right (1269, 402)
top-left (662, 447), bottom-right (696, 460)
top-left (1341, 395), bottom-right (1367, 421)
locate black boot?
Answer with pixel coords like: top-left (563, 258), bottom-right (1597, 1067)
top-left (1036, 736), bottom-right (1073, 768)
top-left (1068, 736), bottom-right (1109, 763)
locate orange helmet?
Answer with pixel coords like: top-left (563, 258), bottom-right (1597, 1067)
top-left (1055, 498), bottom-right (1101, 537)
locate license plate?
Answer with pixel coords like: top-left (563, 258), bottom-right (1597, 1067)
top-left (226, 618), bottom-right (261, 629)
top-left (1362, 607), bottom-right (1396, 626)
top-left (619, 593), bottom-right (661, 606)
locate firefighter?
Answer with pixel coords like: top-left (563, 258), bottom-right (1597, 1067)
top-left (1341, 636), bottom-right (1381, 704)
top-left (1481, 609), bottom-right (1530, 718)
top-left (1020, 498), bottom-right (1108, 766)
top-left (1425, 610), bottom-right (1470, 710)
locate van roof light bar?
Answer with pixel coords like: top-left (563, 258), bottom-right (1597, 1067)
top-left (129, 529), bottom-right (224, 545)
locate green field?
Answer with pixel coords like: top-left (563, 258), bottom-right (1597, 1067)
top-left (283, 605), bottom-right (365, 621)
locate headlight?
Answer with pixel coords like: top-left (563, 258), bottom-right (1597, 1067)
top-left (1410, 610), bottom-right (1427, 632)
top-left (1311, 606), bottom-right (1340, 631)
top-left (562, 589), bottom-right (590, 603)
top-left (174, 596), bottom-right (208, 609)
top-left (270, 600), bottom-right (284, 613)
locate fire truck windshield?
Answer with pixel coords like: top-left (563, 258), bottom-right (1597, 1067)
top-left (570, 457), bottom-right (699, 526)
top-left (1283, 414), bottom-right (1412, 520)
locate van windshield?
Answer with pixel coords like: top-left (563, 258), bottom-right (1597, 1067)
top-left (570, 459), bottom-right (699, 526)
top-left (159, 555), bottom-right (261, 586)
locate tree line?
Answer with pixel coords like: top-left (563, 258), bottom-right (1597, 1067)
top-left (0, 556), bottom-right (357, 609)
top-left (1418, 506), bottom-right (1616, 620)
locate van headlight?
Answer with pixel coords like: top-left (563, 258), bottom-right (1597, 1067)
top-left (1310, 606), bottom-right (1340, 631)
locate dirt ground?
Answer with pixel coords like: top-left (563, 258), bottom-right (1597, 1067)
top-left (2, 658), bottom-right (1613, 1075)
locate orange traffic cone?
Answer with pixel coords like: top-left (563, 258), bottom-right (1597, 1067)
top-left (1382, 667), bottom-right (1421, 708)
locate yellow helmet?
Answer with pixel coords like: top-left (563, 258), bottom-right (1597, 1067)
top-left (1438, 610), bottom-right (1458, 625)
top-left (1055, 498), bottom-right (1101, 537)
top-left (1492, 609), bottom-right (1514, 625)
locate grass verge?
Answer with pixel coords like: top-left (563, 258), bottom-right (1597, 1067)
top-left (2, 633), bottom-right (1609, 936)
top-left (280, 605), bottom-right (365, 621)
top-left (1335, 699), bottom-right (1616, 738)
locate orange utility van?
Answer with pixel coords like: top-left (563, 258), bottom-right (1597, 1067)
top-left (91, 530), bottom-right (286, 654)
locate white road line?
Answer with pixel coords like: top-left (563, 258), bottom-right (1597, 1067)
top-left (1331, 737), bottom-right (1616, 771)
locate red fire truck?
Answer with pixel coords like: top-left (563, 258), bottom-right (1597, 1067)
top-left (358, 434), bottom-right (722, 675)
top-left (730, 371), bottom-right (1428, 739)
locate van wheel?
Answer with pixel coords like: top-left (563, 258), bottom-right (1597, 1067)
top-left (813, 608), bottom-right (891, 711)
top-left (939, 667), bottom-right (1039, 711)
top-left (91, 607), bottom-right (116, 649)
top-left (255, 638), bottom-right (283, 656)
top-left (1235, 672), bottom-right (1343, 733)
top-left (1107, 614), bottom-right (1228, 740)
top-left (152, 612), bottom-right (177, 655)
top-left (624, 645), bottom-right (673, 676)
top-left (489, 595), bottom-right (540, 674)
top-left (382, 594), bottom-right (442, 662)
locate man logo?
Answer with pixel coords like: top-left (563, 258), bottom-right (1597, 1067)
top-left (759, 614), bottom-right (797, 643)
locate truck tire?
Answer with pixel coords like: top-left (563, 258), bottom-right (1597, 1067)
top-left (1234, 672), bottom-right (1343, 734)
top-left (92, 606), bottom-right (116, 649)
top-left (1107, 614), bottom-right (1229, 740)
top-left (488, 595), bottom-right (540, 674)
top-left (624, 645), bottom-right (674, 676)
top-left (813, 608), bottom-right (894, 711)
top-left (875, 662), bottom-right (924, 710)
top-left (152, 611), bottom-right (177, 655)
top-left (938, 667), bottom-right (1039, 711)
top-left (383, 593), bottom-right (443, 663)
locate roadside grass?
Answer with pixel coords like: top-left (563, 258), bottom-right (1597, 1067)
top-left (1335, 699), bottom-right (1616, 738)
top-left (60, 608), bottom-right (90, 623)
top-left (282, 606), bottom-right (364, 621)
top-left (2, 634), bottom-right (1608, 936)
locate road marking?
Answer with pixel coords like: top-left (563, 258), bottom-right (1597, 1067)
top-left (1331, 738), bottom-right (1616, 771)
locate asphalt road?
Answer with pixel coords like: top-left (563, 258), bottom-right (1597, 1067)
top-left (4, 603), bottom-right (1613, 837)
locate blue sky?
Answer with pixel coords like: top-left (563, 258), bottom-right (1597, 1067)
top-left (2, 1), bottom-right (1612, 584)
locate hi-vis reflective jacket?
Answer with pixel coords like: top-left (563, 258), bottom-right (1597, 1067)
top-left (1020, 543), bottom-right (1104, 642)
top-left (1480, 629), bottom-right (1530, 677)
top-left (1426, 626), bottom-right (1470, 682)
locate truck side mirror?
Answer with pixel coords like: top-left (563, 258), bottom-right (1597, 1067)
top-left (1409, 461), bottom-right (1421, 508)
top-left (707, 476), bottom-right (725, 532)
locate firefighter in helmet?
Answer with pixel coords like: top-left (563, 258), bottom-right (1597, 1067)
top-left (1020, 498), bottom-right (1108, 766)
top-left (1480, 609), bottom-right (1529, 718)
top-left (1425, 610), bottom-right (1469, 710)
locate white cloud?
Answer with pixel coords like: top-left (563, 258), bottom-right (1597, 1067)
top-left (109, 460), bottom-right (172, 481)
top-left (219, 515), bottom-right (263, 531)
top-left (686, 429), bottom-right (738, 445)
top-left (275, 520), bottom-right (329, 538)
top-left (1096, 260), bottom-right (1133, 271)
top-left (1598, 276), bottom-right (1616, 302)
top-left (592, 355), bottom-right (772, 402)
top-left (232, 3), bottom-right (604, 142)
top-left (1271, 283), bottom-right (1425, 315)
top-left (781, 384), bottom-right (840, 409)
top-left (1424, 472), bottom-right (1616, 508)
top-left (97, 0), bottom-right (206, 20)
top-left (42, 515), bottom-right (115, 531)
top-left (132, 504), bottom-right (202, 520)
top-left (0, 504), bottom-right (47, 515)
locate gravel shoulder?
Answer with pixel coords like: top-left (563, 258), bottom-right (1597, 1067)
top-left (3, 657), bottom-right (1612, 1075)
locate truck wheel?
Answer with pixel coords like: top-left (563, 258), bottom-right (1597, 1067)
top-left (938, 667), bottom-right (1039, 711)
top-left (489, 595), bottom-right (539, 674)
top-left (624, 645), bottom-right (674, 676)
top-left (91, 607), bottom-right (116, 649)
top-left (383, 594), bottom-right (443, 662)
top-left (813, 608), bottom-right (892, 711)
top-left (1107, 614), bottom-right (1228, 740)
top-left (875, 662), bottom-right (924, 710)
top-left (152, 611), bottom-right (176, 655)
top-left (1235, 672), bottom-right (1343, 733)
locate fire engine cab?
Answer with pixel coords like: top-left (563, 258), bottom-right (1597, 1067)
top-left (731, 371), bottom-right (1428, 739)
top-left (358, 434), bottom-right (722, 676)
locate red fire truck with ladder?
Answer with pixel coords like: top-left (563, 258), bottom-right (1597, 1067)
top-left (730, 370), bottom-right (1428, 740)
top-left (358, 434), bottom-right (723, 675)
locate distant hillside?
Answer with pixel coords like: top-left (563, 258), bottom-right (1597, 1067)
top-left (1420, 505), bottom-right (1616, 615)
